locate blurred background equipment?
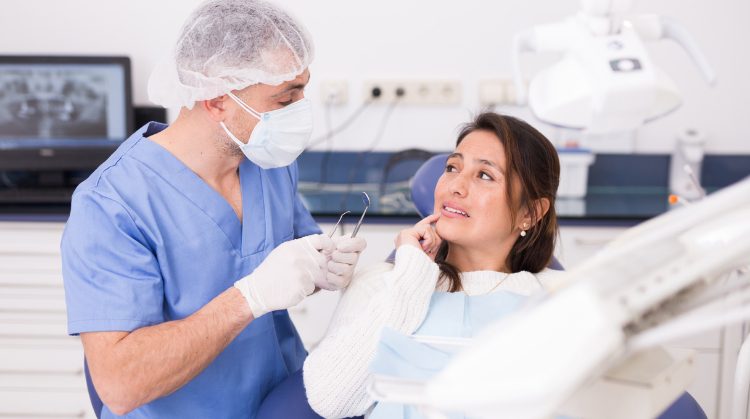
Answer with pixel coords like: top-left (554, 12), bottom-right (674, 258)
top-left (511, 0), bottom-right (716, 135)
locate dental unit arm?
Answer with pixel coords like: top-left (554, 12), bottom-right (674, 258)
top-left (367, 176), bottom-right (750, 419)
top-left (511, 0), bottom-right (716, 134)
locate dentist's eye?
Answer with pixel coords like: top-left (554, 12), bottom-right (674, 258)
top-left (279, 99), bottom-right (293, 106)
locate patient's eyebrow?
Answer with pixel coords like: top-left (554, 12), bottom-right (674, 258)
top-left (478, 159), bottom-right (505, 177)
top-left (476, 158), bottom-right (499, 169)
top-left (448, 152), bottom-right (505, 175)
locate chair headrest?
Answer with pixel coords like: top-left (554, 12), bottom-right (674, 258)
top-left (410, 154), bottom-right (448, 218)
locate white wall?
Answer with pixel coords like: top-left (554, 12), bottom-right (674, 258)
top-left (1, 0), bottom-right (747, 153)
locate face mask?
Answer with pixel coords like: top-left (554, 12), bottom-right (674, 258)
top-left (220, 92), bottom-right (313, 169)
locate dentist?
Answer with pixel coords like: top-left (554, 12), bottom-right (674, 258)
top-left (61, 0), bottom-right (365, 417)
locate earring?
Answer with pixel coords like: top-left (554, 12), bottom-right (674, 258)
top-left (520, 223), bottom-right (529, 237)
top-left (520, 230), bottom-right (527, 237)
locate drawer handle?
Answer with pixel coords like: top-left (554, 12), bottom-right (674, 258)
top-left (0, 308), bottom-right (66, 314)
top-left (0, 368), bottom-right (84, 375)
top-left (2, 410), bottom-right (88, 417)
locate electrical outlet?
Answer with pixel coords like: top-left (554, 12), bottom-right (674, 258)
top-left (363, 80), bottom-right (461, 105)
top-left (319, 80), bottom-right (348, 105)
top-left (478, 78), bottom-right (526, 106)
top-left (478, 79), bottom-right (506, 106)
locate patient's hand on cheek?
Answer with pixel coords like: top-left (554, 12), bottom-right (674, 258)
top-left (395, 213), bottom-right (442, 260)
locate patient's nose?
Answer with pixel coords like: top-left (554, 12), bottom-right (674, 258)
top-left (450, 173), bottom-right (469, 197)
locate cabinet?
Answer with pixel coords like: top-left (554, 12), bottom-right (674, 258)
top-left (0, 222), bottom-right (94, 418)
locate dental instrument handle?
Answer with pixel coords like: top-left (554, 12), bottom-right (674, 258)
top-left (351, 192), bottom-right (371, 238)
top-left (329, 211), bottom-right (350, 238)
top-left (351, 212), bottom-right (366, 238)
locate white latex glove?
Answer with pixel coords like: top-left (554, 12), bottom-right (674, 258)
top-left (235, 235), bottom-right (334, 318)
top-left (315, 235), bottom-right (367, 291)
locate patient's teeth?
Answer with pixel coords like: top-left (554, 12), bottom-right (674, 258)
top-left (444, 206), bottom-right (468, 216)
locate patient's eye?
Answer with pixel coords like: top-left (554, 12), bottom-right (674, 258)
top-left (479, 171), bottom-right (493, 181)
top-left (445, 164), bottom-right (457, 173)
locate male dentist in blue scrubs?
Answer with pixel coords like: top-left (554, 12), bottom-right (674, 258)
top-left (61, 0), bottom-right (366, 417)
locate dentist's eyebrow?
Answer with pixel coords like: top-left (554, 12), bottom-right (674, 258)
top-left (272, 72), bottom-right (311, 97)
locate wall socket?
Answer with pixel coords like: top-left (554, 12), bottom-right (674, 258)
top-left (363, 80), bottom-right (461, 105)
top-left (478, 78), bottom-right (525, 106)
top-left (319, 80), bottom-right (349, 105)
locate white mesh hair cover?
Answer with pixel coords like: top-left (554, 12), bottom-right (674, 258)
top-left (148, 0), bottom-right (314, 109)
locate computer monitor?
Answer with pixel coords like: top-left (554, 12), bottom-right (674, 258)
top-left (0, 55), bottom-right (132, 171)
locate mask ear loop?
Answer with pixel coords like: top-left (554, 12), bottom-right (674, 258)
top-left (226, 92), bottom-right (262, 119)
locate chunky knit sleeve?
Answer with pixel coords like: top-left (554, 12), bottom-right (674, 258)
top-left (303, 245), bottom-right (439, 418)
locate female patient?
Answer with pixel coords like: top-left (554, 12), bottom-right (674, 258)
top-left (304, 112), bottom-right (561, 418)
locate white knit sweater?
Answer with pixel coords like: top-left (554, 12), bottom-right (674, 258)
top-left (303, 245), bottom-right (561, 419)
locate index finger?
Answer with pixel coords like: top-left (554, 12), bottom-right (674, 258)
top-left (416, 213), bottom-right (440, 228)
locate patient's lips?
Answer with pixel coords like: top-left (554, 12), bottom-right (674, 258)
top-left (441, 202), bottom-right (470, 218)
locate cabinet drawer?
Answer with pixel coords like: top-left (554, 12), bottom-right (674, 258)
top-left (556, 226), bottom-right (628, 269)
top-left (0, 271), bottom-right (62, 287)
top-left (0, 389), bottom-right (93, 418)
top-left (686, 352), bottom-right (719, 419)
top-left (0, 223), bottom-right (64, 254)
top-left (0, 319), bottom-right (68, 339)
top-left (0, 254), bottom-right (62, 273)
top-left (0, 286), bottom-right (67, 314)
top-left (0, 346), bottom-right (84, 375)
top-left (0, 372), bottom-right (86, 391)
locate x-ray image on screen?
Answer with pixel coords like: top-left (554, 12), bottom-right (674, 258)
top-left (0, 69), bottom-right (108, 139)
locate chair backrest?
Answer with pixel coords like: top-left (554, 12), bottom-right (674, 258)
top-left (657, 392), bottom-right (707, 419)
top-left (409, 153), bottom-right (563, 270)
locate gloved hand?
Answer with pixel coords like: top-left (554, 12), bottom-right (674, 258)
top-left (235, 235), bottom-right (334, 318)
top-left (315, 235), bottom-right (367, 291)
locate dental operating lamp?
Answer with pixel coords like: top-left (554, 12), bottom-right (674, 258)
top-left (511, 0), bottom-right (717, 134)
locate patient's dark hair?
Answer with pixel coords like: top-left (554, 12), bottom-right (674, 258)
top-left (434, 112), bottom-right (560, 292)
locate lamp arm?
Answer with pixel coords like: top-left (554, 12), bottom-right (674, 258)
top-left (659, 15), bottom-right (717, 86)
top-left (511, 29), bottom-right (535, 105)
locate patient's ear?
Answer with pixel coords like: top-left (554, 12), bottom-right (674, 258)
top-left (519, 198), bottom-right (550, 229)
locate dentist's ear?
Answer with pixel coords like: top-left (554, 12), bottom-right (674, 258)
top-left (201, 95), bottom-right (230, 122)
top-left (519, 197), bottom-right (551, 230)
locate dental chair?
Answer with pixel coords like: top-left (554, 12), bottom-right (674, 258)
top-left (408, 154), bottom-right (705, 419)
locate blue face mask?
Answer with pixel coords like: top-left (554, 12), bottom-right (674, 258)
top-left (220, 92), bottom-right (313, 169)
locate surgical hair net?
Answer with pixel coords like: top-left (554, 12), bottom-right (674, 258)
top-left (148, 0), bottom-right (314, 109)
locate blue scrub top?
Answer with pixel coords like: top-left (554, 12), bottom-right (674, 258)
top-left (61, 122), bottom-right (321, 418)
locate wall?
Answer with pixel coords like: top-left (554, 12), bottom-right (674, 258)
top-left (1, 0), bottom-right (747, 153)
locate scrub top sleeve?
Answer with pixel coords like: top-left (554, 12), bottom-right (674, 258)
top-left (62, 190), bottom-right (165, 336)
top-left (289, 162), bottom-right (321, 238)
top-left (293, 193), bottom-right (321, 238)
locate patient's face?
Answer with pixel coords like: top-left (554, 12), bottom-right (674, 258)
top-left (433, 130), bottom-right (517, 250)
